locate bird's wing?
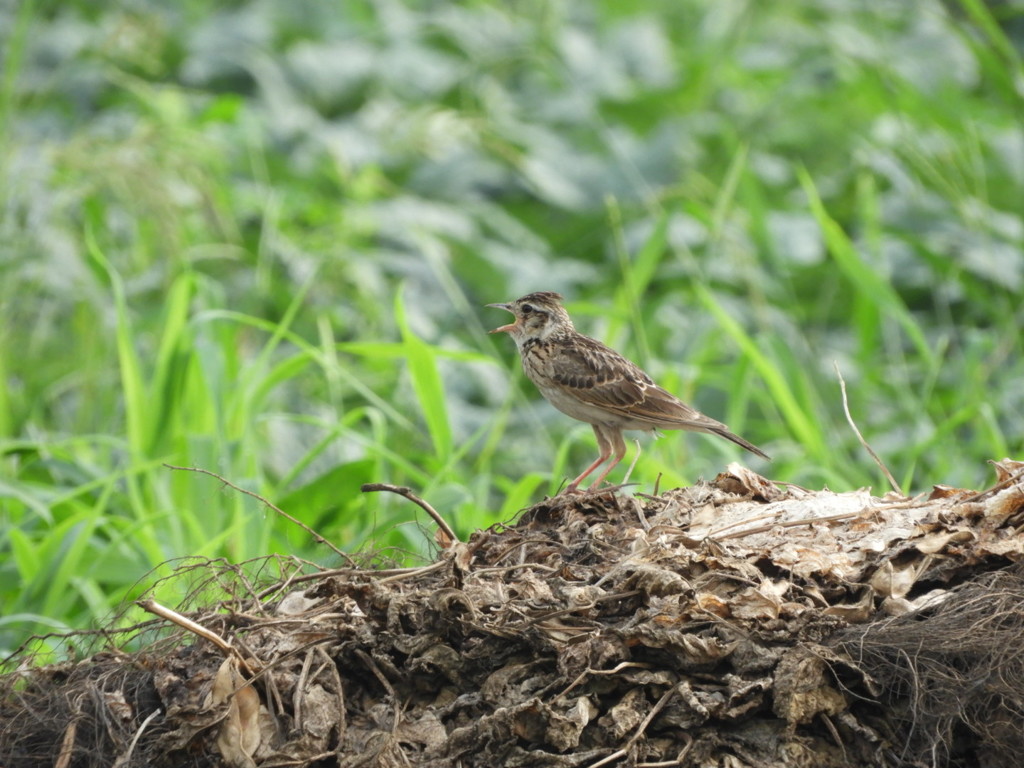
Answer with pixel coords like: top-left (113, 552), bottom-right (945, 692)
top-left (550, 336), bottom-right (727, 431)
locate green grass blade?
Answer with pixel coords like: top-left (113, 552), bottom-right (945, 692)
top-left (147, 271), bottom-right (196, 455)
top-left (694, 282), bottom-right (823, 457)
top-left (609, 205), bottom-right (669, 360)
top-left (0, 339), bottom-right (11, 439)
top-left (799, 167), bottom-right (934, 367)
top-left (394, 289), bottom-right (452, 461)
top-left (955, 0), bottom-right (1023, 69)
top-left (84, 225), bottom-right (148, 458)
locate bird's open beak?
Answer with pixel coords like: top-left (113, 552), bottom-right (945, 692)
top-left (486, 302), bottom-right (516, 334)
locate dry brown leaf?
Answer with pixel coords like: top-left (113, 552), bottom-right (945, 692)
top-left (715, 463), bottom-right (786, 501)
top-left (395, 711), bottom-right (447, 749)
top-left (622, 564), bottom-right (687, 596)
top-left (914, 529), bottom-right (974, 554)
top-left (929, 484), bottom-right (972, 500)
top-left (987, 484), bottom-right (1024, 520)
top-left (773, 647), bottom-right (847, 725)
top-left (545, 696), bottom-right (596, 751)
top-left (601, 687), bottom-right (647, 740)
top-left (297, 683), bottom-right (338, 744)
top-left (731, 585), bottom-right (782, 620)
top-left (868, 559), bottom-right (923, 599)
top-left (976, 536), bottom-right (1024, 557)
top-left (695, 591), bottom-right (730, 618)
top-left (274, 590), bottom-right (323, 616)
top-left (823, 589), bottom-right (874, 622)
top-left (990, 458), bottom-right (1024, 484)
top-left (205, 658), bottom-right (262, 768)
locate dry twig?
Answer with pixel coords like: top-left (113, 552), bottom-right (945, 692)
top-left (587, 686), bottom-right (678, 768)
top-left (361, 483), bottom-right (460, 545)
top-left (164, 464), bottom-right (354, 562)
top-left (834, 362), bottom-right (902, 495)
top-left (136, 599), bottom-right (255, 674)
top-left (959, 464), bottom-right (1024, 504)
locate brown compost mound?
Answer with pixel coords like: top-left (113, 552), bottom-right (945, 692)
top-left (2, 461), bottom-right (1024, 768)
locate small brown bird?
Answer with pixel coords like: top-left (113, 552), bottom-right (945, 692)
top-left (488, 291), bottom-right (769, 493)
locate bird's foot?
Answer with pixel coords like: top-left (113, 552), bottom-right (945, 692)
top-left (556, 481), bottom-right (636, 497)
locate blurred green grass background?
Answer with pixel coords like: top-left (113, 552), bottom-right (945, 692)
top-left (2, 0), bottom-right (1023, 658)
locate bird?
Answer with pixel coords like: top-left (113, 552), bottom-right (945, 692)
top-left (488, 291), bottom-right (769, 493)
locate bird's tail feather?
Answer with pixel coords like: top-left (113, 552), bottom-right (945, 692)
top-left (712, 428), bottom-right (770, 461)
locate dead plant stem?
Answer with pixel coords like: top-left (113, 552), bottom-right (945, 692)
top-left (833, 362), bottom-right (902, 495)
top-left (361, 483), bottom-right (460, 545)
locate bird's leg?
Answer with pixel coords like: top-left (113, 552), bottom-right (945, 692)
top-left (564, 424), bottom-right (612, 493)
top-left (587, 425), bottom-right (627, 490)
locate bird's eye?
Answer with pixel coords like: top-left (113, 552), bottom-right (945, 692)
top-left (521, 304), bottom-right (534, 314)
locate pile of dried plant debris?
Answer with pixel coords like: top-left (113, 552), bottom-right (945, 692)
top-left (3, 460), bottom-right (1024, 768)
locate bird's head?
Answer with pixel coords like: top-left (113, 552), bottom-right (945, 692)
top-left (487, 291), bottom-right (574, 346)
